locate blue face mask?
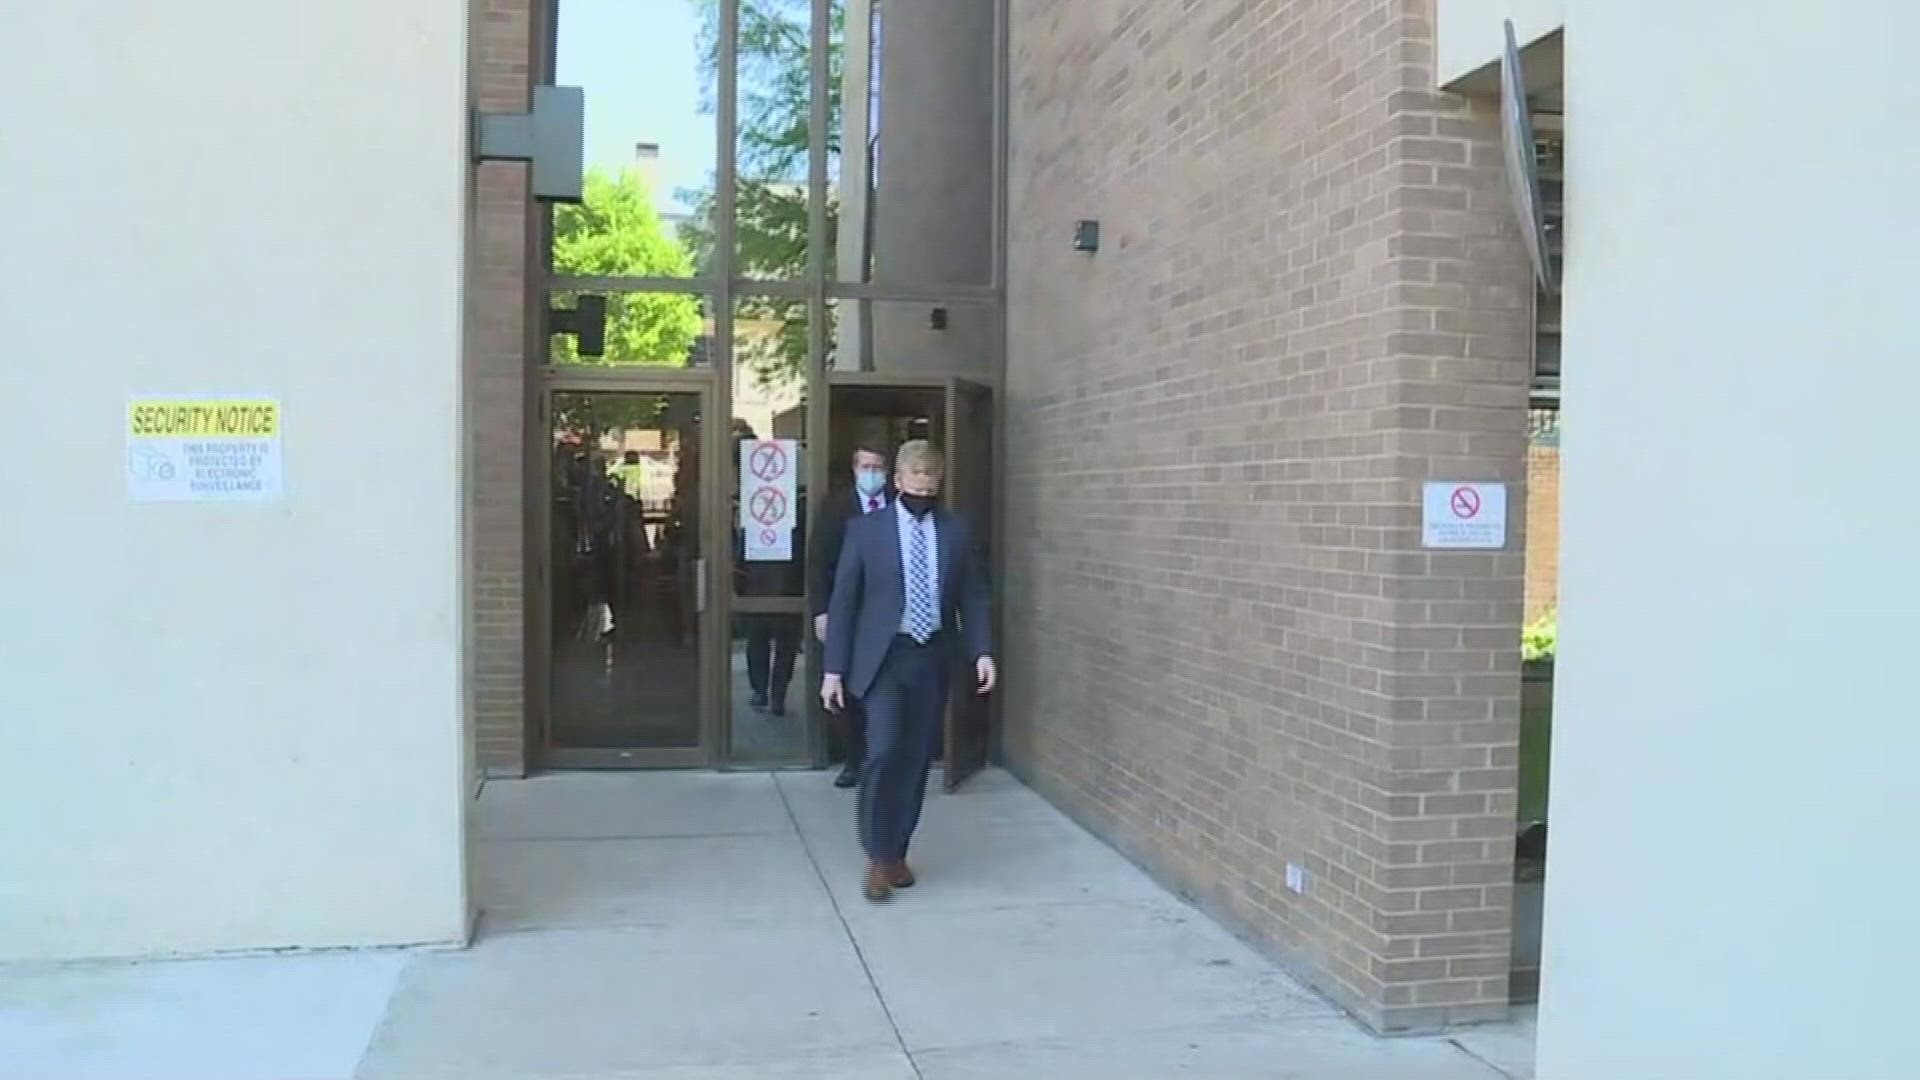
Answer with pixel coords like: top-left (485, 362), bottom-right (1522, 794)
top-left (854, 468), bottom-right (888, 498)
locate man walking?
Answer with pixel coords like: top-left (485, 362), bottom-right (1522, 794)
top-left (739, 505), bottom-right (805, 716)
top-left (811, 443), bottom-right (892, 787)
top-left (822, 441), bottom-right (995, 902)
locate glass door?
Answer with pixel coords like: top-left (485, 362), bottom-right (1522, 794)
top-left (541, 386), bottom-right (711, 767)
top-left (725, 334), bottom-right (814, 767)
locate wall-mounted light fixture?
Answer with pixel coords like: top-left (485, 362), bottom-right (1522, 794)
top-left (473, 85), bottom-right (586, 203)
top-left (1072, 219), bottom-right (1101, 253)
top-left (929, 306), bottom-right (949, 331)
top-left (548, 295), bottom-right (607, 357)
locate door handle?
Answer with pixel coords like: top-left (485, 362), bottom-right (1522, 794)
top-left (695, 558), bottom-right (707, 613)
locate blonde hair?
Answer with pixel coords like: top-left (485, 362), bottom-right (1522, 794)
top-left (894, 439), bottom-right (945, 477)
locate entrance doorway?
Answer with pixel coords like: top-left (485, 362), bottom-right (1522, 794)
top-left (498, 0), bottom-right (1008, 779)
top-left (813, 374), bottom-right (996, 790)
top-left (533, 372), bottom-right (996, 782)
top-left (540, 385), bottom-right (712, 768)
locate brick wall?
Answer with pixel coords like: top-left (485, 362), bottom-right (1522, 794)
top-left (1002, 0), bottom-right (1531, 1031)
top-left (469, 0), bottom-right (538, 774)
top-left (1524, 438), bottom-right (1559, 621)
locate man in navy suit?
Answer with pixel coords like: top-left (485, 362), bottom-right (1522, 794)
top-left (821, 440), bottom-right (996, 903)
top-left (811, 443), bottom-right (892, 788)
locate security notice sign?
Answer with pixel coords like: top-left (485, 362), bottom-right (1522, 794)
top-left (127, 396), bottom-right (284, 502)
top-left (740, 438), bottom-right (797, 561)
top-left (1422, 481), bottom-right (1507, 549)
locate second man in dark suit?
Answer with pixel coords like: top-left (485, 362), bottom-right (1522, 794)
top-left (812, 443), bottom-right (892, 787)
top-left (821, 440), bottom-right (995, 903)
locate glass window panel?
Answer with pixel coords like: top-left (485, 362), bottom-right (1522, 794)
top-left (729, 297), bottom-right (812, 600)
top-left (727, 0), bottom-right (817, 282)
top-left (727, 296), bottom-right (813, 766)
top-left (830, 0), bottom-right (995, 288)
top-left (554, 0), bottom-right (715, 278)
top-left (547, 290), bottom-right (715, 368)
top-left (548, 390), bottom-right (706, 751)
top-left (729, 611), bottom-right (808, 760)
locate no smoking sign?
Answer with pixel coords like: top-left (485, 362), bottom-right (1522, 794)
top-left (740, 438), bottom-right (799, 562)
top-left (749, 441), bottom-right (787, 483)
top-left (748, 486), bottom-right (787, 526)
top-left (1422, 481), bottom-right (1506, 549)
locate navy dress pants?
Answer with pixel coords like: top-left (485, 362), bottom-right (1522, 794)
top-left (855, 635), bottom-right (947, 861)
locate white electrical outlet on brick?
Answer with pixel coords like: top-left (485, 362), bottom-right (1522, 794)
top-left (1285, 862), bottom-right (1306, 894)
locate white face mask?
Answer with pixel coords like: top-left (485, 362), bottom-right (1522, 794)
top-left (854, 468), bottom-right (887, 497)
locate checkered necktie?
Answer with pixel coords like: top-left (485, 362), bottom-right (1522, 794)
top-left (905, 516), bottom-right (937, 643)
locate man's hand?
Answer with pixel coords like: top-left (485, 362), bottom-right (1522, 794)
top-left (813, 613), bottom-right (828, 643)
top-left (821, 674), bottom-right (846, 713)
top-left (975, 656), bottom-right (998, 695)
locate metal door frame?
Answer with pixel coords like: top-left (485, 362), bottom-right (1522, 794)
top-left (810, 373), bottom-right (999, 787)
top-left (941, 376), bottom-right (994, 789)
top-left (722, 418), bottom-right (816, 771)
top-left (526, 0), bottom-right (1012, 773)
top-left (532, 368), bottom-right (725, 769)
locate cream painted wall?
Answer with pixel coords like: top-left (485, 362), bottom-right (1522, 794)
top-left (1540, 2), bottom-right (1920, 1077)
top-left (0, 0), bottom-right (472, 961)
top-left (1435, 0), bottom-right (1564, 86)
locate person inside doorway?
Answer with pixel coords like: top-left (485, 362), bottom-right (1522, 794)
top-left (821, 440), bottom-right (996, 902)
top-left (812, 443), bottom-right (892, 787)
top-left (609, 449), bottom-right (646, 500)
top-left (738, 508), bottom-right (806, 717)
top-left (571, 449), bottom-right (620, 643)
top-left (734, 420), bottom-right (808, 718)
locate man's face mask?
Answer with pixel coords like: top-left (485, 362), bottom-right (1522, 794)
top-left (854, 467), bottom-right (887, 497)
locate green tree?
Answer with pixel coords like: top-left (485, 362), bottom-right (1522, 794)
top-left (551, 167), bottom-right (703, 369)
top-left (550, 168), bottom-right (705, 437)
top-left (683, 0), bottom-right (843, 392)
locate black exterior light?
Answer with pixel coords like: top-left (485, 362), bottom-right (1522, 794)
top-left (929, 306), bottom-right (949, 331)
top-left (549, 294), bottom-right (608, 357)
top-left (1072, 219), bottom-right (1100, 253)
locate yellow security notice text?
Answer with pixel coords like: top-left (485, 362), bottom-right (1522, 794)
top-left (128, 400), bottom-right (279, 439)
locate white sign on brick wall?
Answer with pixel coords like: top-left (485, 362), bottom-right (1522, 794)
top-left (1422, 481), bottom-right (1506, 549)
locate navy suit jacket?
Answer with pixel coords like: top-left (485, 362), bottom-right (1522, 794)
top-left (824, 506), bottom-right (992, 699)
top-left (810, 484), bottom-right (890, 616)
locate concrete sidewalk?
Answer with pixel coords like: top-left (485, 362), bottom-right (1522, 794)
top-left (2, 770), bottom-right (1535, 1079)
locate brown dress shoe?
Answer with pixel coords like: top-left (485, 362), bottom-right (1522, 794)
top-left (889, 861), bottom-right (916, 889)
top-left (863, 862), bottom-right (893, 903)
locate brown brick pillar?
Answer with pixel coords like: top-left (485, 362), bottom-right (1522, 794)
top-left (468, 0), bottom-right (540, 774)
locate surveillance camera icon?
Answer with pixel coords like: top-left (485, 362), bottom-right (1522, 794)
top-left (129, 444), bottom-right (176, 482)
